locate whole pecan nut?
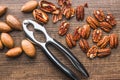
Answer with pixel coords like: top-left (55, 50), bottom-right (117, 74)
top-left (105, 14), bottom-right (117, 26)
top-left (73, 27), bottom-right (82, 41)
top-left (86, 16), bottom-right (99, 29)
top-left (87, 45), bottom-right (98, 59)
top-left (97, 36), bottom-right (110, 48)
top-left (66, 33), bottom-right (76, 48)
top-left (33, 9), bottom-right (49, 23)
top-left (99, 22), bottom-right (112, 32)
top-left (79, 39), bottom-right (90, 53)
top-left (81, 24), bottom-right (91, 39)
top-left (97, 48), bottom-right (111, 57)
top-left (93, 9), bottom-right (105, 22)
top-left (39, 0), bottom-right (57, 13)
top-left (58, 21), bottom-right (70, 36)
top-left (76, 5), bottom-right (84, 21)
top-left (109, 34), bottom-right (118, 48)
top-left (92, 29), bottom-right (102, 42)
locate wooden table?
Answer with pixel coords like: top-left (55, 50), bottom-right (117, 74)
top-left (0, 0), bottom-right (120, 80)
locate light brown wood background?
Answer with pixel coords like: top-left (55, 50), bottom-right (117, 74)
top-left (0, 0), bottom-right (120, 80)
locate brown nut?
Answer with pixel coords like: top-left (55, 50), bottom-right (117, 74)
top-left (92, 29), bottom-right (102, 42)
top-left (76, 5), bottom-right (84, 21)
top-left (99, 22), bottom-right (112, 32)
top-left (0, 6), bottom-right (7, 16)
top-left (0, 21), bottom-right (12, 32)
top-left (81, 24), bottom-right (91, 39)
top-left (97, 48), bottom-right (111, 57)
top-left (79, 39), bottom-right (90, 53)
top-left (6, 14), bottom-right (22, 30)
top-left (66, 33), bottom-right (76, 48)
top-left (1, 33), bottom-right (14, 48)
top-left (93, 9), bottom-right (105, 21)
top-left (97, 36), bottom-right (110, 48)
top-left (52, 8), bottom-right (61, 15)
top-left (105, 14), bottom-right (117, 26)
top-left (86, 16), bottom-right (99, 29)
top-left (39, 0), bottom-right (57, 13)
top-left (21, 0), bottom-right (38, 12)
top-left (21, 39), bottom-right (36, 57)
top-left (33, 9), bottom-right (49, 24)
top-left (87, 45), bottom-right (98, 59)
top-left (58, 21), bottom-right (70, 36)
top-left (0, 40), bottom-right (3, 49)
top-left (73, 27), bottom-right (81, 41)
top-left (109, 34), bottom-right (118, 48)
top-left (6, 47), bottom-right (22, 58)
top-left (58, 0), bottom-right (71, 6)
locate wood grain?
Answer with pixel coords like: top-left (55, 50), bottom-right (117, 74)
top-left (0, 0), bottom-right (120, 80)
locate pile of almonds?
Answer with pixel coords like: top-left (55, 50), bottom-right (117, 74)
top-left (0, 0), bottom-right (119, 60)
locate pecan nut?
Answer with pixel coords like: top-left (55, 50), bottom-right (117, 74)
top-left (58, 21), bottom-right (70, 36)
top-left (33, 9), bottom-right (49, 23)
top-left (86, 16), bottom-right (99, 29)
top-left (93, 9), bottom-right (105, 21)
top-left (79, 39), bottom-right (90, 53)
top-left (87, 45), bottom-right (98, 59)
top-left (92, 29), bottom-right (102, 42)
top-left (99, 22), bottom-right (112, 32)
top-left (109, 34), bottom-right (118, 48)
top-left (66, 33), bottom-right (76, 48)
top-left (58, 0), bottom-right (71, 6)
top-left (97, 36), bottom-right (110, 48)
top-left (76, 5), bottom-right (84, 21)
top-left (105, 14), bottom-right (117, 26)
top-left (81, 24), bottom-right (91, 39)
top-left (97, 48), bottom-right (111, 57)
top-left (39, 0), bottom-right (57, 13)
top-left (73, 27), bottom-right (81, 41)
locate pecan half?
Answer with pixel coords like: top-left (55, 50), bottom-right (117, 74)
top-left (92, 29), bottom-right (102, 42)
top-left (52, 8), bottom-right (60, 15)
top-left (97, 48), bottom-right (111, 57)
top-left (93, 9), bottom-right (105, 22)
top-left (66, 33), bottom-right (76, 48)
top-left (58, 21), bottom-right (70, 36)
top-left (81, 24), bottom-right (91, 39)
top-left (76, 5), bottom-right (84, 21)
top-left (79, 39), bottom-right (90, 53)
top-left (105, 14), bottom-right (117, 26)
top-left (97, 36), bottom-right (110, 48)
top-left (73, 27), bottom-right (81, 41)
top-left (109, 34), bottom-right (118, 48)
top-left (33, 9), bottom-right (49, 23)
top-left (99, 22), bottom-right (112, 32)
top-left (58, 0), bottom-right (71, 6)
top-left (39, 0), bottom-right (57, 13)
top-left (86, 16), bottom-right (99, 29)
top-left (87, 45), bottom-right (98, 59)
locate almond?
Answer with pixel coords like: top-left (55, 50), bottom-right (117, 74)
top-left (1, 33), bottom-right (14, 48)
top-left (6, 47), bottom-right (22, 57)
top-left (0, 40), bottom-right (3, 49)
top-left (0, 6), bottom-right (7, 16)
top-left (21, 39), bottom-right (36, 57)
top-left (0, 21), bottom-right (12, 32)
top-left (21, 0), bottom-right (38, 12)
top-left (6, 14), bottom-right (22, 30)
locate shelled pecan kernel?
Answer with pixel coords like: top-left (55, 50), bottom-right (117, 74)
top-left (73, 27), bottom-right (82, 41)
top-left (99, 22), bottom-right (112, 32)
top-left (76, 5), bottom-right (84, 21)
top-left (92, 29), bottom-right (102, 42)
top-left (109, 34), bottom-right (118, 48)
top-left (66, 33), bottom-right (76, 48)
top-left (97, 48), bottom-right (111, 57)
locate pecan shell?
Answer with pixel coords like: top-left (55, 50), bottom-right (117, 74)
top-left (58, 21), bottom-right (70, 36)
top-left (97, 36), bottom-right (110, 48)
top-left (109, 34), bottom-right (118, 48)
top-left (92, 29), bottom-right (102, 42)
top-left (79, 39), bottom-right (90, 53)
top-left (66, 33), bottom-right (76, 48)
top-left (93, 9), bottom-right (105, 21)
top-left (76, 5), bottom-right (84, 21)
top-left (97, 48), bottom-right (111, 57)
top-left (99, 22), bottom-right (112, 32)
top-left (33, 9), bottom-right (49, 24)
top-left (86, 16), bottom-right (99, 29)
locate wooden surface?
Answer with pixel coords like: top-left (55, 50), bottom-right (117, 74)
top-left (0, 0), bottom-right (120, 80)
